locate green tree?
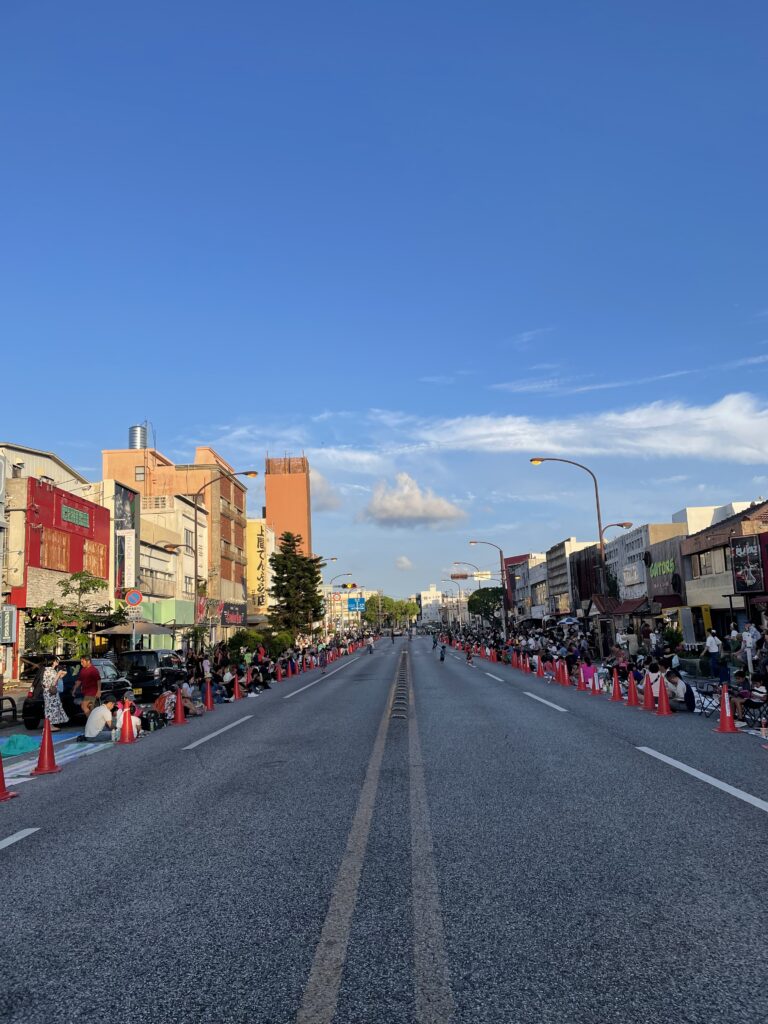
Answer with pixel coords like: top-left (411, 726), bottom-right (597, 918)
top-left (362, 594), bottom-right (396, 628)
top-left (268, 532), bottom-right (325, 634)
top-left (467, 587), bottom-right (504, 622)
top-left (28, 570), bottom-right (111, 657)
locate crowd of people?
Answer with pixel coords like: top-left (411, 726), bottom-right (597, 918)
top-left (434, 617), bottom-right (768, 725)
top-left (39, 631), bottom-right (375, 738)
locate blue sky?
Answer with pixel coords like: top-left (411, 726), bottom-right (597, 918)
top-left (2, 2), bottom-right (768, 595)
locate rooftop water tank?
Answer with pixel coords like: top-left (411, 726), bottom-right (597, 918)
top-left (128, 424), bottom-right (148, 450)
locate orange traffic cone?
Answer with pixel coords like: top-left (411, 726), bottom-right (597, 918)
top-left (232, 674), bottom-right (243, 701)
top-left (590, 673), bottom-right (601, 696)
top-left (0, 752), bottom-right (19, 801)
top-left (714, 685), bottom-right (740, 734)
top-left (31, 719), bottom-right (62, 774)
top-left (491, 648), bottom-right (497, 663)
top-left (287, 661), bottom-right (294, 677)
top-left (656, 675), bottom-right (673, 717)
top-left (642, 673), bottom-right (656, 712)
top-left (610, 668), bottom-right (623, 702)
top-left (626, 673), bottom-right (640, 707)
top-left (276, 663), bottom-right (283, 682)
top-left (203, 679), bottom-right (215, 711)
top-left (172, 689), bottom-right (187, 725)
top-left (577, 666), bottom-right (588, 692)
top-left (118, 704), bottom-right (137, 744)
top-left (536, 658), bottom-right (545, 678)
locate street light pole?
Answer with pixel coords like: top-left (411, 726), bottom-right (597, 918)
top-left (441, 579), bottom-right (462, 629)
top-left (468, 540), bottom-right (507, 641)
top-left (191, 469), bottom-right (258, 649)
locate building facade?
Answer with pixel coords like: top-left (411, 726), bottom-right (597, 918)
top-left (264, 456), bottom-right (312, 556)
top-left (102, 433), bottom-right (250, 631)
top-left (546, 538), bottom-right (596, 616)
top-left (605, 523), bottom-right (689, 602)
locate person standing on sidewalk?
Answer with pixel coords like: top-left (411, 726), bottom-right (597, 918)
top-left (703, 629), bottom-right (722, 678)
top-left (73, 655), bottom-right (101, 716)
top-left (42, 658), bottom-right (68, 731)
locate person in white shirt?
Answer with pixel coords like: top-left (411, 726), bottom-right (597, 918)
top-left (703, 630), bottom-right (722, 677)
top-left (84, 696), bottom-right (116, 741)
top-left (741, 629), bottom-right (756, 675)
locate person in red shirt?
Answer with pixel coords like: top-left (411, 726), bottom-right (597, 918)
top-left (73, 656), bottom-right (102, 716)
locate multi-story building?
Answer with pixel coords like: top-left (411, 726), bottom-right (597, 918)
top-left (511, 554), bottom-right (546, 621)
top-left (4, 476), bottom-right (110, 677)
top-left (418, 584), bottom-right (443, 623)
top-left (264, 456), bottom-right (312, 556)
top-left (102, 428), bottom-right (251, 635)
top-left (546, 538), bottom-right (596, 616)
top-left (529, 560), bottom-right (549, 621)
top-left (1, 444), bottom-right (98, 678)
top-left (605, 523), bottom-right (688, 601)
top-left (681, 499), bottom-right (768, 638)
top-left (246, 518), bottom-right (276, 624)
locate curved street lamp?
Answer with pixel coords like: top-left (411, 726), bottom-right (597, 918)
top-left (441, 578), bottom-right (463, 629)
top-left (468, 539), bottom-right (508, 640)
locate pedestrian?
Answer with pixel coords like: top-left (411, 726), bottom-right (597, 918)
top-left (703, 629), bottom-right (722, 678)
top-left (439, 643), bottom-right (446, 662)
top-left (741, 626), bottom-right (756, 675)
top-left (72, 655), bottom-right (102, 716)
top-left (42, 657), bottom-right (68, 731)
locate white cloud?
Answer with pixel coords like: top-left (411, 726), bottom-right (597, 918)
top-left (306, 446), bottom-right (387, 474)
top-left (310, 469), bottom-right (342, 512)
top-left (416, 394), bottom-right (768, 464)
top-left (395, 555), bottom-right (413, 570)
top-left (510, 327), bottom-right (554, 351)
top-left (363, 473), bottom-right (467, 528)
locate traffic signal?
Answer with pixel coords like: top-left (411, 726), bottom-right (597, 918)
top-left (341, 582), bottom-right (359, 589)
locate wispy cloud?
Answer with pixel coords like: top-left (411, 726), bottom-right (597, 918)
top-left (509, 327), bottom-right (554, 351)
top-left (395, 555), bottom-right (413, 571)
top-left (492, 377), bottom-right (571, 394)
top-left (310, 469), bottom-right (342, 512)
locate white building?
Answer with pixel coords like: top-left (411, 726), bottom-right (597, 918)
top-left (419, 584), bottom-right (443, 622)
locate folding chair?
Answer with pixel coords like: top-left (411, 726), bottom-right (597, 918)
top-left (694, 678), bottom-right (720, 718)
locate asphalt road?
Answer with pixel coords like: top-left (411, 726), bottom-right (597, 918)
top-left (0, 637), bottom-right (765, 1024)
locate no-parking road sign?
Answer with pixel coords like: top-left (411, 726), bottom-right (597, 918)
top-left (125, 589), bottom-right (143, 607)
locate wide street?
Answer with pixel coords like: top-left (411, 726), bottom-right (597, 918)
top-left (0, 637), bottom-right (765, 1023)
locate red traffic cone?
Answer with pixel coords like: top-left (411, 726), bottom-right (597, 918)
top-left (656, 674), bottom-right (673, 717)
top-left (0, 752), bottom-right (19, 801)
top-left (642, 673), bottom-right (656, 712)
top-left (626, 673), bottom-right (640, 707)
top-left (172, 690), bottom-right (187, 725)
top-left (31, 719), bottom-right (62, 775)
top-left (536, 658), bottom-right (545, 678)
top-left (610, 668), bottom-right (623, 702)
top-left (561, 661), bottom-right (570, 686)
top-left (276, 663), bottom-right (283, 683)
top-left (590, 673), bottom-right (601, 696)
top-left (577, 666), bottom-right (588, 692)
top-left (232, 674), bottom-right (243, 700)
top-left (118, 705), bottom-right (137, 744)
top-left (203, 679), bottom-right (215, 711)
top-left (245, 665), bottom-right (253, 685)
top-left (714, 685), bottom-right (740, 734)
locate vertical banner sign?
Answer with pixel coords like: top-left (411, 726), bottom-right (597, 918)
top-left (731, 536), bottom-right (764, 594)
top-left (116, 530), bottom-right (136, 590)
top-left (114, 484), bottom-right (138, 599)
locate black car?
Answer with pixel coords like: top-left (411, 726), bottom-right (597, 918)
top-left (113, 649), bottom-right (187, 703)
top-left (22, 658), bottom-right (130, 730)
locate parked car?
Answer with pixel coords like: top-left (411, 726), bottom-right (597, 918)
top-left (113, 649), bottom-right (187, 702)
top-left (22, 658), bottom-right (130, 730)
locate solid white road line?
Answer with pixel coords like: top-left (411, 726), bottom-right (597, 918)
top-left (182, 716), bottom-right (253, 750)
top-left (523, 692), bottom-right (568, 713)
top-left (485, 673), bottom-right (503, 682)
top-left (0, 828), bottom-right (40, 851)
top-left (283, 656), bottom-right (361, 699)
top-left (638, 747), bottom-right (768, 814)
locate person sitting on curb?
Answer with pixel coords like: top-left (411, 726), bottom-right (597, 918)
top-left (83, 694), bottom-right (117, 742)
top-left (665, 669), bottom-right (695, 713)
top-left (732, 671), bottom-right (767, 724)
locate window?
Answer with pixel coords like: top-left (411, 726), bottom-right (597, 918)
top-left (184, 529), bottom-right (193, 550)
top-left (712, 548), bottom-right (725, 575)
top-left (184, 576), bottom-right (193, 592)
top-left (41, 528), bottom-right (70, 571)
top-left (83, 540), bottom-right (108, 578)
top-left (699, 551), bottom-right (713, 576)
top-left (135, 466), bottom-right (145, 482)
top-left (724, 545), bottom-right (731, 570)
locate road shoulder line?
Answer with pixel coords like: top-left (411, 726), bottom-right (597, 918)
top-left (637, 746), bottom-right (768, 814)
top-left (283, 656), bottom-right (360, 699)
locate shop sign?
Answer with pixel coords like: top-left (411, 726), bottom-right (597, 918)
top-left (0, 605), bottom-right (16, 645)
top-left (623, 563), bottom-right (644, 586)
top-left (61, 504), bottom-right (90, 528)
top-left (731, 536), bottom-right (764, 594)
top-left (649, 558), bottom-right (676, 578)
top-left (220, 602), bottom-right (246, 625)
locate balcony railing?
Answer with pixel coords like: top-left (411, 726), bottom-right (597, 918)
top-left (139, 571), bottom-right (175, 599)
